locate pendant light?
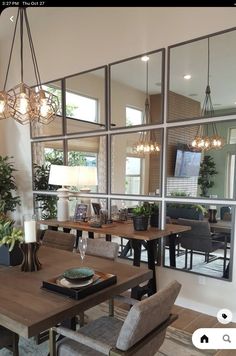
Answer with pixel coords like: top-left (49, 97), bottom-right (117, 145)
top-left (0, 8), bottom-right (59, 125)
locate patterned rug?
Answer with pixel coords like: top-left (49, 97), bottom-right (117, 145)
top-left (0, 303), bottom-right (217, 356)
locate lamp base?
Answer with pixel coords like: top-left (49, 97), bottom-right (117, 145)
top-left (57, 187), bottom-right (69, 221)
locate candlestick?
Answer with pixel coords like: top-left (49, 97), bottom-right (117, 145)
top-left (20, 242), bottom-right (41, 272)
top-left (23, 214), bottom-right (37, 243)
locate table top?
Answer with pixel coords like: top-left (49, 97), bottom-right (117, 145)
top-left (38, 220), bottom-right (191, 241)
top-left (0, 246), bottom-right (152, 338)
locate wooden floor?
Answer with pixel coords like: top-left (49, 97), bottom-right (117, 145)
top-left (171, 304), bottom-right (236, 356)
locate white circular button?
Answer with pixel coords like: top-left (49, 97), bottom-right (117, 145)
top-left (217, 309), bottom-right (232, 324)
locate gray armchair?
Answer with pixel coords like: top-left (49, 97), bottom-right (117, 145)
top-left (0, 326), bottom-right (19, 356)
top-left (50, 280), bottom-right (181, 356)
top-left (177, 218), bottom-right (227, 272)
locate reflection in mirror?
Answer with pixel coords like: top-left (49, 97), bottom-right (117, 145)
top-left (110, 198), bottom-right (160, 262)
top-left (32, 139), bottom-right (64, 220)
top-left (111, 129), bottom-right (162, 196)
top-left (164, 203), bottom-right (233, 280)
top-left (110, 50), bottom-right (163, 128)
top-left (68, 197), bottom-right (107, 222)
top-left (166, 119), bottom-right (236, 199)
top-left (66, 67), bottom-right (106, 134)
top-left (168, 29), bottom-right (236, 122)
top-left (31, 80), bottom-right (63, 138)
top-left (67, 135), bottom-right (107, 194)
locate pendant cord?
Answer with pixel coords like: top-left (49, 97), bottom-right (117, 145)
top-left (20, 8), bottom-right (24, 83)
top-left (3, 9), bottom-right (20, 90)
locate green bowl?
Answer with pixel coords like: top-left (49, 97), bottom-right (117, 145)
top-left (63, 267), bottom-right (94, 283)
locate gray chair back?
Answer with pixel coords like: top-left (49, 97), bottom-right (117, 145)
top-left (86, 239), bottom-right (119, 260)
top-left (177, 218), bottom-right (213, 252)
top-left (42, 230), bottom-right (75, 251)
top-left (116, 280), bottom-right (181, 353)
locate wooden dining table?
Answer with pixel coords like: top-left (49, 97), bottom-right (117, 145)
top-left (38, 219), bottom-right (191, 299)
top-left (0, 246), bottom-right (152, 342)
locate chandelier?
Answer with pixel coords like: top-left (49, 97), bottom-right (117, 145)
top-left (0, 8), bottom-right (59, 125)
top-left (191, 37), bottom-right (224, 151)
top-left (133, 56), bottom-right (160, 155)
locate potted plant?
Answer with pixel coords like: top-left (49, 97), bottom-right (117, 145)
top-left (132, 204), bottom-right (151, 231)
top-left (150, 203), bottom-right (159, 228)
top-left (0, 211), bottom-right (24, 266)
top-left (198, 155), bottom-right (218, 197)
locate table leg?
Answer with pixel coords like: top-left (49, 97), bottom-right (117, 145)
top-left (169, 234), bottom-right (177, 267)
top-left (131, 240), bottom-right (141, 299)
top-left (106, 234), bottom-right (111, 242)
top-left (146, 240), bottom-right (157, 295)
top-left (88, 232), bottom-right (94, 239)
top-left (63, 228), bottom-right (71, 233)
top-left (49, 328), bottom-right (56, 356)
top-left (120, 240), bottom-right (131, 257)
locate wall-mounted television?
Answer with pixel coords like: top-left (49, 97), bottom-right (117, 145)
top-left (174, 149), bottom-right (201, 177)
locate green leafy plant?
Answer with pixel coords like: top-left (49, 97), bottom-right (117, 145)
top-left (0, 219), bottom-right (23, 251)
top-left (198, 155), bottom-right (218, 197)
top-left (132, 204), bottom-right (151, 217)
top-left (0, 156), bottom-right (21, 213)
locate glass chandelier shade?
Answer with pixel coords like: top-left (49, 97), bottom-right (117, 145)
top-left (191, 37), bottom-right (224, 151)
top-left (0, 8), bottom-right (59, 125)
top-left (133, 57), bottom-right (160, 155)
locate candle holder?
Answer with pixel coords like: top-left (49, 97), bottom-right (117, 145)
top-left (20, 242), bottom-right (42, 272)
top-left (208, 209), bottom-right (217, 223)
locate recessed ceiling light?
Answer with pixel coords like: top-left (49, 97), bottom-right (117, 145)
top-left (234, 102), bottom-right (236, 105)
top-left (141, 56), bottom-right (150, 62)
top-left (184, 74), bottom-right (191, 80)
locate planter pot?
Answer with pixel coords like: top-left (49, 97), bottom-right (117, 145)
top-left (166, 206), bottom-right (203, 220)
top-left (133, 216), bottom-right (149, 231)
top-left (150, 213), bottom-right (159, 228)
top-left (0, 243), bottom-right (23, 266)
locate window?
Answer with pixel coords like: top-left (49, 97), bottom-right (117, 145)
top-left (66, 91), bottom-right (98, 122)
top-left (125, 157), bottom-right (142, 194)
top-left (229, 127), bottom-right (236, 144)
top-left (126, 107), bottom-right (143, 126)
top-left (227, 153), bottom-right (236, 198)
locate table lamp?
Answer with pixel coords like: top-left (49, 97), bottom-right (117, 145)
top-left (77, 166), bottom-right (98, 216)
top-left (48, 165), bottom-right (78, 221)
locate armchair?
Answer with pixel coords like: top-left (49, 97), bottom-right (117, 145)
top-left (177, 218), bottom-right (227, 273)
top-left (49, 280), bottom-right (181, 356)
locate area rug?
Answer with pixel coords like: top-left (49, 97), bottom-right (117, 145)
top-left (0, 303), bottom-right (217, 356)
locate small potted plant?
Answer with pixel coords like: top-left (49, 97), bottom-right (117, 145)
top-left (132, 204), bottom-right (151, 231)
top-left (0, 215), bottom-right (24, 266)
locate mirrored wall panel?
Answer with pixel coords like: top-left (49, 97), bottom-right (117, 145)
top-left (66, 67), bottom-right (106, 134)
top-left (67, 135), bottom-right (107, 194)
top-left (31, 80), bottom-right (63, 138)
top-left (164, 202), bottom-right (233, 280)
top-left (168, 29), bottom-right (236, 122)
top-left (111, 129), bottom-right (162, 196)
top-left (166, 119), bottom-right (236, 199)
top-left (110, 50), bottom-right (164, 128)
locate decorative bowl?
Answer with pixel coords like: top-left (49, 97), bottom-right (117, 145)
top-left (63, 267), bottom-right (94, 283)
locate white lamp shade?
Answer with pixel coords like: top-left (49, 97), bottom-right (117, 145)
top-left (48, 165), bottom-right (79, 186)
top-left (77, 166), bottom-right (98, 186)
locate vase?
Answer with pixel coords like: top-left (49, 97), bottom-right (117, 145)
top-left (133, 216), bottom-right (149, 231)
top-left (0, 243), bottom-right (23, 266)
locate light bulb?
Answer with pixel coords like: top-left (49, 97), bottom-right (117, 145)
top-left (0, 99), bottom-right (5, 114)
top-left (18, 92), bottom-right (28, 115)
top-left (40, 98), bottom-right (51, 118)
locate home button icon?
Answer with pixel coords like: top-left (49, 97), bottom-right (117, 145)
top-left (200, 334), bottom-right (209, 343)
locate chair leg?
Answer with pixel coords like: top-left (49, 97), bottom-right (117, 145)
top-left (223, 237), bottom-right (227, 275)
top-left (190, 250), bottom-right (193, 270)
top-left (109, 298), bottom-right (114, 317)
top-left (78, 312), bottom-right (85, 327)
top-left (184, 249), bottom-right (188, 269)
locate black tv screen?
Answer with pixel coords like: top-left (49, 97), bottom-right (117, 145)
top-left (174, 149), bottom-right (201, 177)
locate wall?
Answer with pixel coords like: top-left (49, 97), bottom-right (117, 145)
top-left (1, 6), bottom-right (236, 319)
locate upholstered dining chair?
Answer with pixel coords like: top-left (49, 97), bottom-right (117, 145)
top-left (50, 280), bottom-right (181, 356)
top-left (0, 326), bottom-right (19, 356)
top-left (41, 230), bottom-right (76, 252)
top-left (78, 238), bottom-right (119, 326)
top-left (177, 218), bottom-right (227, 273)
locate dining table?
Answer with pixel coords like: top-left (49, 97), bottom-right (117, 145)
top-left (0, 245), bottom-right (152, 347)
top-left (38, 219), bottom-right (191, 299)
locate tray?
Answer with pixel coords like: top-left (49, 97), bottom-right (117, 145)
top-left (42, 270), bottom-right (117, 300)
